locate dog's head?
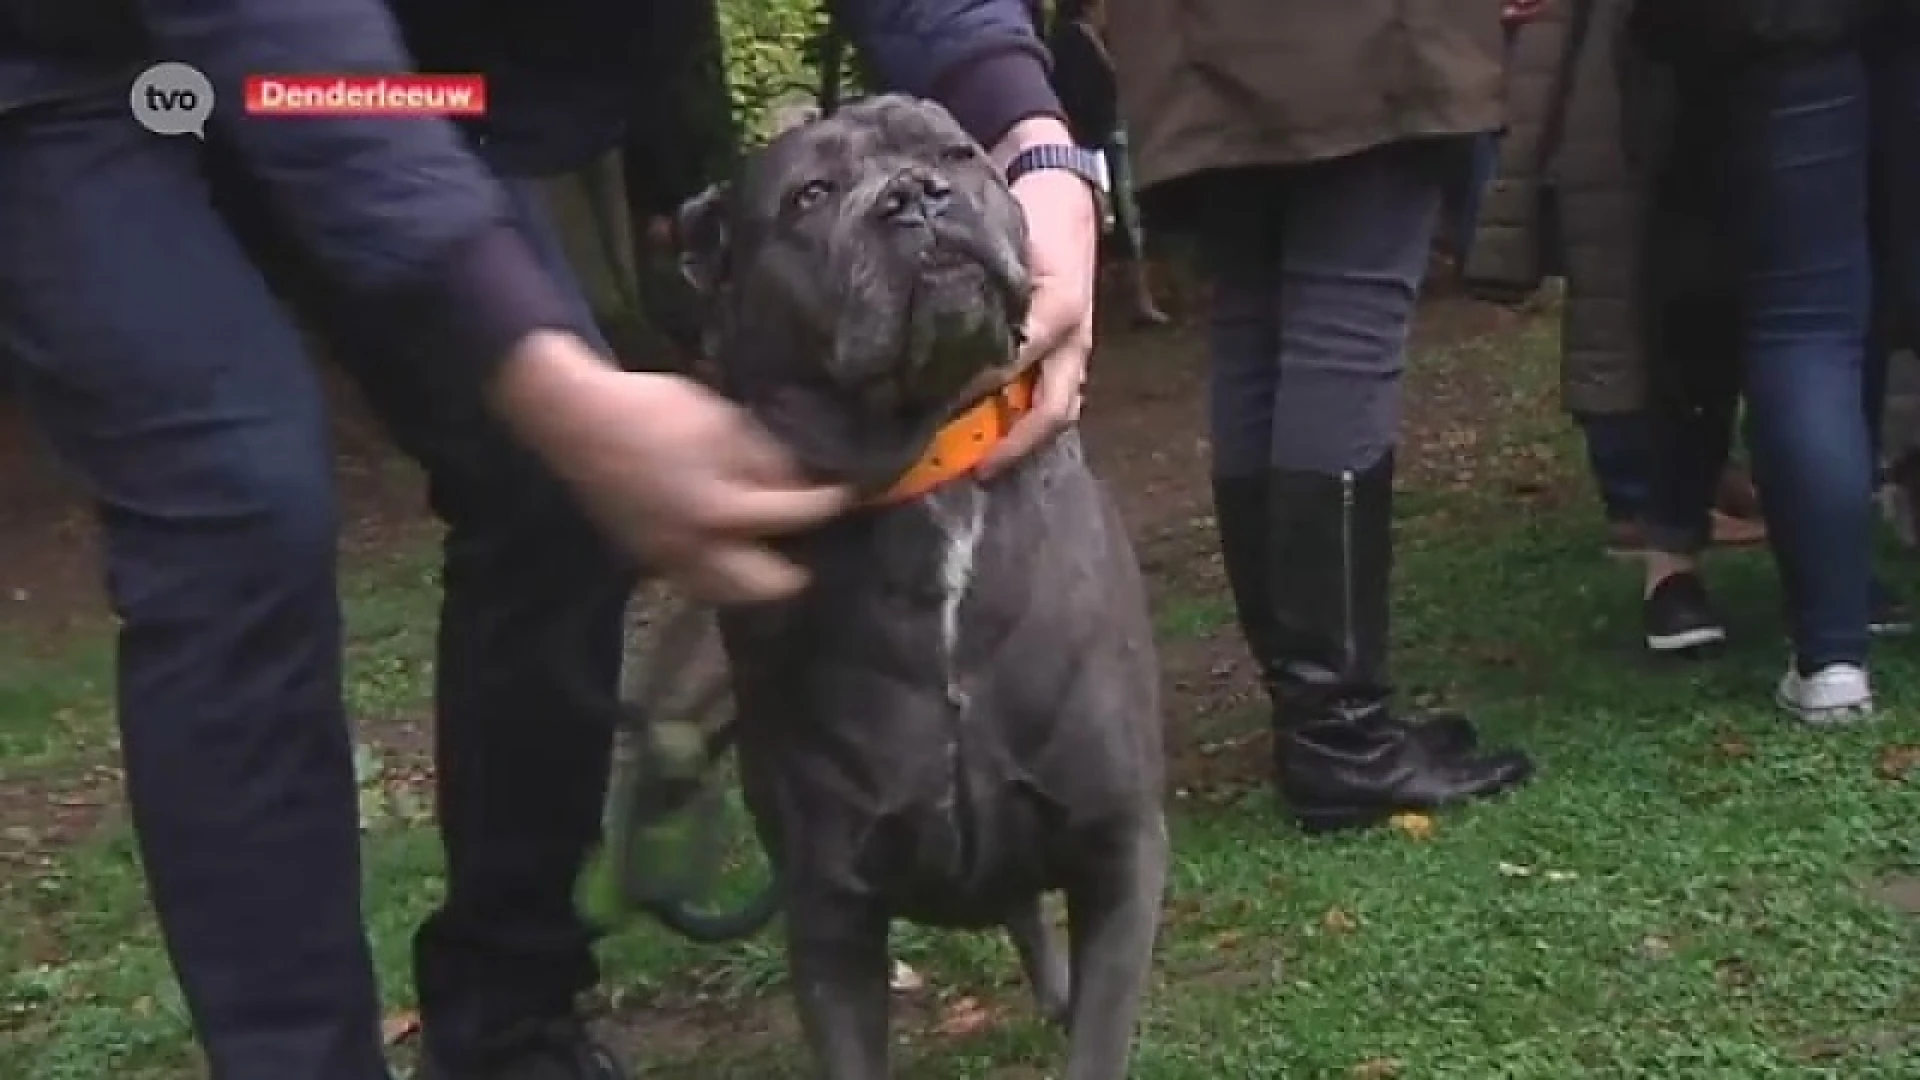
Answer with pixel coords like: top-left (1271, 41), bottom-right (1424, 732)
top-left (677, 94), bottom-right (1032, 493)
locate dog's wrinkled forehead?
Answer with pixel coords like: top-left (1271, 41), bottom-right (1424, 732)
top-left (735, 94), bottom-right (990, 219)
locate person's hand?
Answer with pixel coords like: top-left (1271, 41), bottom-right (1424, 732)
top-left (978, 116), bottom-right (1098, 479)
top-left (1502, 0), bottom-right (1547, 24)
top-left (492, 331), bottom-right (852, 603)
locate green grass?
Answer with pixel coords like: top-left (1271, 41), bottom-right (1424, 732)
top-left (5, 327), bottom-right (1920, 1078)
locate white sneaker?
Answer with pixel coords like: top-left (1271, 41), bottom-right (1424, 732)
top-left (1776, 662), bottom-right (1873, 725)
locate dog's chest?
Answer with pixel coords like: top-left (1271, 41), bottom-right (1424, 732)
top-left (856, 485), bottom-right (1060, 922)
top-left (732, 482), bottom-right (1089, 924)
top-left (927, 486), bottom-right (985, 704)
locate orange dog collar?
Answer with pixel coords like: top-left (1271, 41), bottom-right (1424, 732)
top-left (869, 369), bottom-right (1038, 504)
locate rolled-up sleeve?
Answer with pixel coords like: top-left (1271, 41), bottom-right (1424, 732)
top-left (135, 0), bottom-right (578, 378)
top-left (829, 0), bottom-right (1065, 149)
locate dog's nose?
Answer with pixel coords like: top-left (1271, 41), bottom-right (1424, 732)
top-left (877, 170), bottom-right (952, 227)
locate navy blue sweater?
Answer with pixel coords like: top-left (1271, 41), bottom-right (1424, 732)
top-left (0, 0), bottom-right (1061, 380)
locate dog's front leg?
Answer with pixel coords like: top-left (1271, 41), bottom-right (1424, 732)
top-left (788, 896), bottom-right (892, 1079)
top-left (1062, 814), bottom-right (1170, 1080)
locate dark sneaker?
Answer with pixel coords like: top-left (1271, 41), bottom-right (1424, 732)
top-left (1870, 578), bottom-right (1914, 637)
top-left (1643, 572), bottom-right (1727, 655)
top-left (417, 1020), bottom-right (626, 1080)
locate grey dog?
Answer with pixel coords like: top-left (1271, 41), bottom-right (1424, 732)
top-left (675, 94), bottom-right (1168, 1079)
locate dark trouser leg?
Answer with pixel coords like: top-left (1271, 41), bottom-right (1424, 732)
top-left (0, 96), bottom-right (385, 1078)
top-left (1875, 43), bottom-right (1920, 335)
top-left (1201, 169), bottom-right (1472, 759)
top-left (1736, 54), bottom-right (1875, 674)
top-left (1874, 42), bottom-right (1920, 428)
top-left (1639, 70), bottom-right (1744, 560)
top-left (1201, 172), bottom-right (1287, 696)
top-left (205, 142), bottom-right (639, 1066)
top-left (324, 182), bottom-right (635, 1070)
top-left (1640, 292), bottom-right (1742, 559)
top-left (1572, 411), bottom-right (1655, 525)
top-left (1204, 143), bottom-right (1532, 831)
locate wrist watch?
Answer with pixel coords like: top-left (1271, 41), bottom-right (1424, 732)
top-left (1005, 144), bottom-right (1113, 228)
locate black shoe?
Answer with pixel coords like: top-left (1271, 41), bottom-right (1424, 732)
top-left (1279, 709), bottom-right (1535, 834)
top-left (417, 1019), bottom-right (626, 1080)
top-left (1643, 572), bottom-right (1726, 655)
top-left (1261, 458), bottom-right (1531, 833)
top-left (1870, 577), bottom-right (1913, 637)
top-left (1211, 474), bottom-right (1480, 759)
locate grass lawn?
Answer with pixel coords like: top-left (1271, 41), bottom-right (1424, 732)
top-left (3, 317), bottom-right (1919, 1079)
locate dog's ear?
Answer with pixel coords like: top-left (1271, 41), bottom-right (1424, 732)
top-left (675, 183), bottom-right (731, 295)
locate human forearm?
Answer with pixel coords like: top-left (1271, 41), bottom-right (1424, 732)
top-left (829, 0), bottom-right (1066, 149)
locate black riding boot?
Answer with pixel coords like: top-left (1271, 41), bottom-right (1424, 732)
top-left (1211, 474), bottom-right (1476, 756)
top-left (1263, 456), bottom-right (1533, 834)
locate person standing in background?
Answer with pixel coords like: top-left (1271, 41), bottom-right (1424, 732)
top-left (1107, 0), bottom-right (1536, 833)
top-left (1464, 0), bottom-right (1772, 581)
top-left (1628, 0), bottom-right (1920, 718)
top-left (1047, 0), bottom-right (1170, 326)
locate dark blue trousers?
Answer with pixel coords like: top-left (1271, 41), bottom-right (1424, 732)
top-left (0, 91), bottom-right (633, 1078)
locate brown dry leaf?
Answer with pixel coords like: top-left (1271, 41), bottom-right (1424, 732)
top-left (1714, 735), bottom-right (1753, 760)
top-left (1875, 744), bottom-right (1920, 782)
top-left (1387, 812), bottom-right (1436, 841)
top-left (1713, 956), bottom-right (1755, 990)
top-left (1321, 907), bottom-right (1360, 936)
top-left (382, 1010), bottom-right (421, 1046)
top-left (934, 996), bottom-right (995, 1037)
top-left (1350, 1056), bottom-right (1405, 1078)
top-left (1212, 930), bottom-right (1244, 952)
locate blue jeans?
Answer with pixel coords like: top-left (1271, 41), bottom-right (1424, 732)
top-left (0, 92), bottom-right (632, 1076)
top-left (1738, 45), bottom-right (1920, 671)
top-left (1575, 412), bottom-right (1653, 522)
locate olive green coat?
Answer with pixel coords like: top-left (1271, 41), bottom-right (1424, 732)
top-left (1465, 0), bottom-right (1646, 416)
top-left (1105, 0), bottom-right (1508, 224)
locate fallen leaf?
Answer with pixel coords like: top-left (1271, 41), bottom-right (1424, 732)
top-left (1714, 735), bottom-right (1753, 759)
top-left (890, 960), bottom-right (925, 993)
top-left (1635, 935), bottom-right (1674, 961)
top-left (1387, 812), bottom-right (1435, 841)
top-left (1350, 1057), bottom-right (1405, 1078)
top-left (1321, 907), bottom-right (1359, 935)
top-left (1212, 930), bottom-right (1244, 952)
top-left (933, 996), bottom-right (994, 1037)
top-left (1875, 744), bottom-right (1920, 782)
top-left (1713, 956), bottom-right (1755, 990)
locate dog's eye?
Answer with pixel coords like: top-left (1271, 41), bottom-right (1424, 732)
top-left (939, 145), bottom-right (977, 164)
top-left (791, 180), bottom-right (832, 211)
